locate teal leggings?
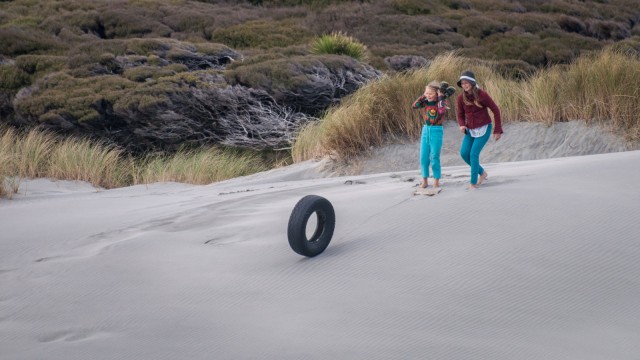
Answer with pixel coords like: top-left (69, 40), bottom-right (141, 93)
top-left (460, 123), bottom-right (492, 185)
top-left (420, 125), bottom-right (443, 179)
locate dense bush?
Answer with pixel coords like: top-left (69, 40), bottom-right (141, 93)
top-left (11, 71), bottom-right (313, 153)
top-left (458, 15), bottom-right (509, 39)
top-left (99, 9), bottom-right (173, 38)
top-left (247, 0), bottom-right (367, 6)
top-left (535, 0), bottom-right (595, 17)
top-left (557, 15), bottom-right (588, 35)
top-left (587, 19), bottom-right (631, 40)
top-left (39, 10), bottom-right (104, 38)
top-left (492, 59), bottom-right (537, 80)
top-left (226, 54), bottom-right (381, 114)
top-left (502, 13), bottom-right (560, 34)
top-left (0, 26), bottom-right (63, 56)
top-left (0, 64), bottom-right (31, 90)
top-left (467, 0), bottom-right (525, 12)
top-left (212, 20), bottom-right (312, 49)
top-left (11, 53), bottom-right (380, 153)
top-left (15, 55), bottom-right (67, 76)
top-left (62, 38), bottom-right (240, 77)
top-left (480, 31), bottom-right (601, 66)
top-left (123, 66), bottom-right (182, 82)
top-left (390, 0), bottom-right (434, 15)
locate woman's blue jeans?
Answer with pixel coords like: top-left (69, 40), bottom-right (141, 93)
top-left (420, 125), bottom-right (443, 179)
top-left (460, 123), bottom-right (492, 185)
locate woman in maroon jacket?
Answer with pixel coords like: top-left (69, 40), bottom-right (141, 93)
top-left (456, 71), bottom-right (503, 190)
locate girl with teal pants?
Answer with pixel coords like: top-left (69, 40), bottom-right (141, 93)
top-left (460, 123), bottom-right (492, 185)
top-left (456, 71), bottom-right (503, 189)
top-left (412, 81), bottom-right (451, 189)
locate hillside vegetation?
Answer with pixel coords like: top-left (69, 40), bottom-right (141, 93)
top-left (293, 49), bottom-right (640, 161)
top-left (1, 0), bottom-right (640, 196)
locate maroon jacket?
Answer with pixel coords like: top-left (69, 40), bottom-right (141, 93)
top-left (456, 88), bottom-right (503, 134)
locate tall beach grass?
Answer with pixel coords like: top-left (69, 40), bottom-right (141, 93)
top-left (0, 129), bottom-right (273, 199)
top-left (138, 148), bottom-right (270, 185)
top-left (293, 48), bottom-right (640, 161)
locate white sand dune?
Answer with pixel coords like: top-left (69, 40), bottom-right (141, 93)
top-left (1, 143), bottom-right (640, 358)
top-left (345, 120), bottom-right (636, 175)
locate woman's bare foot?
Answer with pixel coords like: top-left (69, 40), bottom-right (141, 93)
top-left (420, 178), bottom-right (428, 188)
top-left (469, 184), bottom-right (478, 190)
top-left (477, 171), bottom-right (488, 185)
top-left (433, 179), bottom-right (440, 188)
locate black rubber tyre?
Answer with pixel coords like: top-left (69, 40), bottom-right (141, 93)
top-left (287, 195), bottom-right (335, 257)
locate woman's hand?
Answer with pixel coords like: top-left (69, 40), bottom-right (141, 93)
top-left (494, 133), bottom-right (501, 141)
top-left (459, 126), bottom-right (467, 134)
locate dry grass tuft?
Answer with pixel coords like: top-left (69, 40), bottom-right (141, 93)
top-left (0, 129), bottom-right (274, 199)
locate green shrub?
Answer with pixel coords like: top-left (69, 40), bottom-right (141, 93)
top-left (557, 15), bottom-right (588, 35)
top-left (443, 0), bottom-right (471, 10)
top-left (467, 0), bottom-right (525, 12)
top-left (0, 64), bottom-right (31, 90)
top-left (248, 0), bottom-right (367, 6)
top-left (123, 64), bottom-right (189, 82)
top-left (310, 32), bottom-right (368, 61)
top-left (483, 32), bottom-right (600, 66)
top-left (123, 66), bottom-right (157, 82)
top-left (493, 59), bottom-right (537, 80)
top-left (194, 42), bottom-right (237, 56)
top-left (13, 73), bottom-right (138, 122)
top-left (124, 38), bottom-right (174, 55)
top-left (225, 52), bottom-right (286, 70)
top-left (225, 57), bottom-right (304, 91)
top-left (502, 13), bottom-right (560, 34)
top-left (1, 15), bottom-right (43, 28)
top-left (67, 38), bottom-right (171, 68)
top-left (482, 33), bottom-right (543, 65)
top-left (322, 14), bottom-right (453, 47)
top-left (536, 0), bottom-right (594, 17)
top-left (458, 15), bottom-right (509, 39)
top-left (99, 9), bottom-right (172, 39)
top-left (0, 26), bottom-right (63, 56)
top-left (163, 64), bottom-right (189, 74)
top-left (15, 55), bottom-right (67, 75)
top-left (391, 0), bottom-right (434, 15)
top-left (64, 38), bottom-right (219, 75)
top-left (226, 54), bottom-right (370, 95)
top-left (39, 10), bottom-right (103, 37)
top-left (212, 20), bottom-right (312, 49)
top-left (587, 20), bottom-right (631, 41)
top-left (162, 10), bottom-right (214, 34)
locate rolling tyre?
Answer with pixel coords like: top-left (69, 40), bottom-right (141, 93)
top-left (287, 195), bottom-right (335, 257)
